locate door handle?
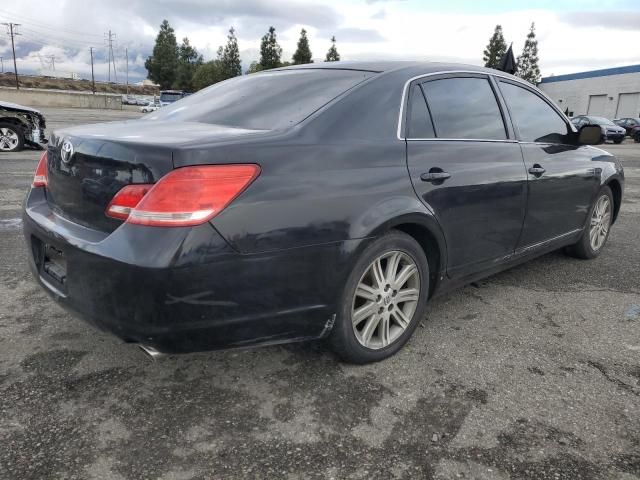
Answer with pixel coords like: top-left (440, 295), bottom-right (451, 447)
top-left (528, 164), bottom-right (546, 177)
top-left (420, 171), bottom-right (451, 183)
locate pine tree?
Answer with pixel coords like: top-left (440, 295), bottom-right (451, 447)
top-left (145, 20), bottom-right (179, 89)
top-left (174, 37), bottom-right (203, 91)
top-left (292, 29), bottom-right (313, 64)
top-left (193, 60), bottom-right (225, 90)
top-left (221, 27), bottom-right (242, 79)
top-left (325, 36), bottom-right (340, 62)
top-left (482, 25), bottom-right (507, 69)
top-left (246, 61), bottom-right (265, 74)
top-left (259, 26), bottom-right (282, 70)
top-left (516, 23), bottom-right (541, 85)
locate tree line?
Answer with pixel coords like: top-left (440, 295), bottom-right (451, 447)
top-left (483, 23), bottom-right (540, 84)
top-left (145, 19), bottom-right (543, 91)
top-left (145, 20), bottom-right (341, 91)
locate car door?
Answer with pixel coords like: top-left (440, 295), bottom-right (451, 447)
top-left (404, 74), bottom-right (528, 278)
top-left (497, 79), bottom-right (601, 248)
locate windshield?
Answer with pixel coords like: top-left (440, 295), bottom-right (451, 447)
top-left (160, 92), bottom-right (184, 103)
top-left (147, 69), bottom-right (375, 130)
top-left (589, 116), bottom-right (615, 126)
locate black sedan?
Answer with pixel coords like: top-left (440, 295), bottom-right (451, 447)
top-left (23, 62), bottom-right (624, 363)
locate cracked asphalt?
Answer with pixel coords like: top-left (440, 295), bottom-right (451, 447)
top-left (1, 108), bottom-right (639, 480)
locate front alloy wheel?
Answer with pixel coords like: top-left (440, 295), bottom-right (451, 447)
top-left (589, 194), bottom-right (611, 252)
top-left (329, 230), bottom-right (429, 363)
top-left (566, 185), bottom-right (614, 259)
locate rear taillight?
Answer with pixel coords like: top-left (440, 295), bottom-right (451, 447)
top-left (106, 164), bottom-right (260, 227)
top-left (32, 151), bottom-right (48, 188)
top-left (105, 184), bottom-right (152, 220)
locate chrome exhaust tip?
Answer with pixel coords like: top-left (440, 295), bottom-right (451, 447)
top-left (138, 344), bottom-right (163, 360)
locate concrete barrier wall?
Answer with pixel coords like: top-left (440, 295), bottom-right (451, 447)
top-left (0, 87), bottom-right (122, 110)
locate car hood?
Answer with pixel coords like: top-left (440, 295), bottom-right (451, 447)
top-left (0, 100), bottom-right (43, 115)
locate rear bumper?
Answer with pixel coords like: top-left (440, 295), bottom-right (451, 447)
top-left (23, 188), bottom-right (356, 353)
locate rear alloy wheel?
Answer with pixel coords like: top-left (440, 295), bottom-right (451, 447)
top-left (329, 231), bottom-right (429, 363)
top-left (0, 123), bottom-right (24, 152)
top-left (566, 186), bottom-right (613, 259)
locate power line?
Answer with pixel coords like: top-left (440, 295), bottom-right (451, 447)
top-left (19, 27), bottom-right (102, 48)
top-left (0, 7), bottom-right (103, 38)
top-left (2, 22), bottom-right (20, 89)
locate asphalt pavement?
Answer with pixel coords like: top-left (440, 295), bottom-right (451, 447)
top-left (1, 108), bottom-right (638, 480)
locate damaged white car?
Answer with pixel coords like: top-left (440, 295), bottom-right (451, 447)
top-left (0, 101), bottom-right (47, 152)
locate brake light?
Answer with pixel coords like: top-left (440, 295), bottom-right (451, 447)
top-left (106, 164), bottom-right (260, 227)
top-left (105, 184), bottom-right (153, 220)
top-left (32, 151), bottom-right (48, 187)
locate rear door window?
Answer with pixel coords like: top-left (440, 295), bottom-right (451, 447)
top-left (499, 81), bottom-right (571, 144)
top-left (407, 84), bottom-right (435, 138)
top-left (420, 77), bottom-right (507, 140)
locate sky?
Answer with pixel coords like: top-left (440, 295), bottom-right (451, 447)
top-left (0, 1), bottom-right (638, 84)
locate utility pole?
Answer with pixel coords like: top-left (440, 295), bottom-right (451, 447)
top-left (2, 22), bottom-right (21, 89)
top-left (0, 57), bottom-right (3, 73)
top-left (46, 54), bottom-right (56, 72)
top-left (89, 47), bottom-right (96, 94)
top-left (105, 30), bottom-right (117, 83)
top-left (125, 47), bottom-right (129, 95)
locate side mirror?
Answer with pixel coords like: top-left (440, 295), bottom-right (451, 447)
top-left (578, 125), bottom-right (603, 145)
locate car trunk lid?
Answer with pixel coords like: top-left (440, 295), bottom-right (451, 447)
top-left (45, 120), bottom-right (269, 233)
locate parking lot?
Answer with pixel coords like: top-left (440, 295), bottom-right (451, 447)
top-left (1, 107), bottom-right (639, 479)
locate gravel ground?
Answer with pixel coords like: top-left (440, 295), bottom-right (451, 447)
top-left (0, 107), bottom-right (639, 480)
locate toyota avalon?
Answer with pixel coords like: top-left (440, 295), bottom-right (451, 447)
top-left (23, 62), bottom-right (624, 363)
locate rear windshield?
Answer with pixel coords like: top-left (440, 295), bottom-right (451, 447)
top-left (146, 69), bottom-right (374, 130)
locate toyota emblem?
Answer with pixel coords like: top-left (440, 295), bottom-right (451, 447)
top-left (60, 139), bottom-right (74, 164)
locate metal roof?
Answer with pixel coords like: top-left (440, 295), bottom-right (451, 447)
top-left (540, 64), bottom-right (640, 84)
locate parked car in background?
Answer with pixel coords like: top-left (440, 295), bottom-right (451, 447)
top-left (23, 62), bottom-right (624, 363)
top-left (614, 117), bottom-right (640, 136)
top-left (571, 115), bottom-right (626, 144)
top-left (0, 101), bottom-right (47, 152)
top-left (122, 96), bottom-right (138, 105)
top-left (140, 101), bottom-right (160, 113)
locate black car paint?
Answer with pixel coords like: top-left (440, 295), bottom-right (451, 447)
top-left (22, 62), bottom-right (625, 353)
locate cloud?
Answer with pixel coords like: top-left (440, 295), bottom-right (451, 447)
top-left (0, 1), bottom-right (639, 83)
top-left (110, 0), bottom-right (341, 31)
top-left (559, 10), bottom-right (640, 31)
top-left (333, 27), bottom-right (385, 43)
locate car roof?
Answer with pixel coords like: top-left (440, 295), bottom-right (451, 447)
top-left (274, 60), bottom-right (506, 76)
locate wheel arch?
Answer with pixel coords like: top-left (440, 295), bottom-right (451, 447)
top-left (367, 213), bottom-right (447, 298)
top-left (605, 178), bottom-right (622, 224)
top-left (0, 117), bottom-right (27, 131)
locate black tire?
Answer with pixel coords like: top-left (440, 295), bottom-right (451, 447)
top-left (0, 122), bottom-right (24, 153)
top-left (634, 134), bottom-right (640, 143)
top-left (329, 230), bottom-right (429, 364)
top-left (614, 139), bottom-right (623, 144)
top-left (565, 186), bottom-right (614, 260)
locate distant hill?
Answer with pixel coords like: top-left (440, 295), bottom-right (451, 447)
top-left (0, 72), bottom-right (159, 96)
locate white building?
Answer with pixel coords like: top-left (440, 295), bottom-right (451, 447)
top-left (539, 65), bottom-right (640, 119)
